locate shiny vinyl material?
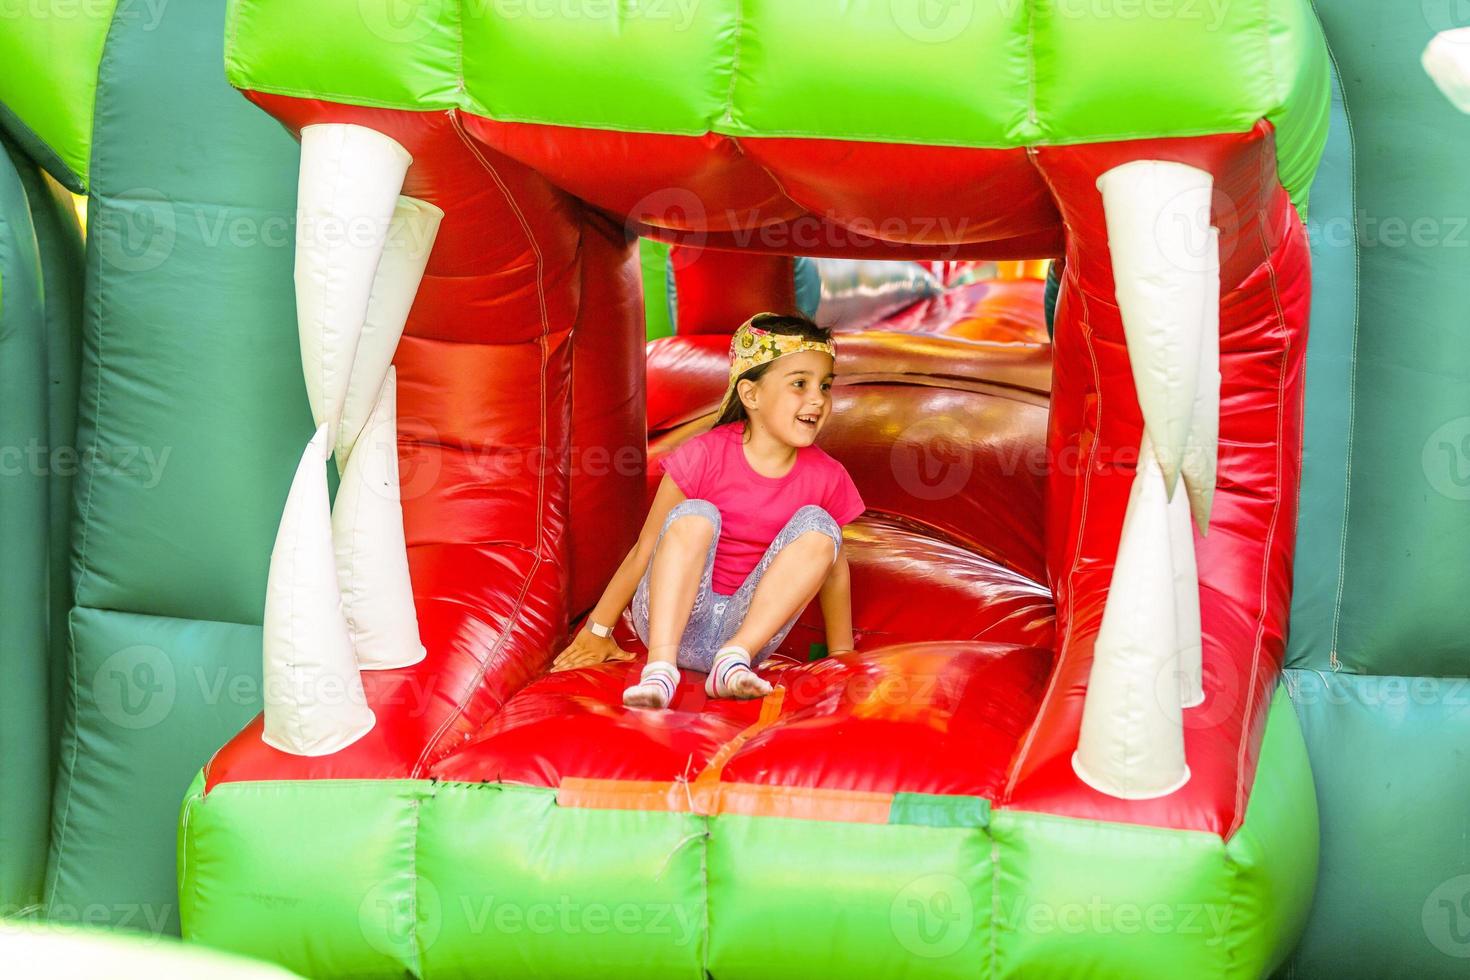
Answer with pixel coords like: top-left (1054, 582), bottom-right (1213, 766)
top-left (177, 80), bottom-right (1320, 973)
top-left (0, 0), bottom-right (1340, 973)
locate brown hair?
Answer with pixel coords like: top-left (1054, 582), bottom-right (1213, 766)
top-left (710, 312), bottom-right (834, 432)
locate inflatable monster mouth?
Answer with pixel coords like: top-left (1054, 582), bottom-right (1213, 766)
top-left (181, 3), bottom-right (1328, 977)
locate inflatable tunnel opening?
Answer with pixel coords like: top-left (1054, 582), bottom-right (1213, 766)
top-left (172, 6), bottom-right (1327, 976)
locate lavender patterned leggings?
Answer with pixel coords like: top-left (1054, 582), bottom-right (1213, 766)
top-left (631, 498), bottom-right (842, 673)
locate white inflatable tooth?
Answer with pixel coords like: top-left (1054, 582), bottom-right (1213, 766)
top-left (332, 369), bottom-right (426, 670)
top-left (295, 123), bottom-right (411, 448)
top-left (335, 195), bottom-right (443, 471)
top-left (1181, 226), bottom-right (1221, 534)
top-left (1424, 28), bottom-right (1470, 114)
top-left (1073, 434), bottom-right (1191, 799)
top-left (1169, 478), bottom-right (1205, 709)
top-left (1097, 160), bottom-right (1214, 497)
top-left (262, 424), bottom-right (376, 756)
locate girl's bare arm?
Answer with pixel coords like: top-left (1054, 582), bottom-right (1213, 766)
top-left (550, 475), bottom-right (687, 670)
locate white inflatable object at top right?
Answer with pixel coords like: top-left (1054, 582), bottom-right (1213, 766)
top-left (1425, 29), bottom-right (1470, 114)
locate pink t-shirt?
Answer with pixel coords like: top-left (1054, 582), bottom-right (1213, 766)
top-left (657, 423), bottom-right (866, 595)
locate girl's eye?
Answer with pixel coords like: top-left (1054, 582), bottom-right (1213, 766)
top-left (821, 383), bottom-right (832, 392)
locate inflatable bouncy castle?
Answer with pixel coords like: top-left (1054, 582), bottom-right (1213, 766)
top-left (2, 3), bottom-right (1469, 979)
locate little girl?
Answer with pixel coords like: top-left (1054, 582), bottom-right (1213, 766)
top-left (551, 312), bottom-right (866, 709)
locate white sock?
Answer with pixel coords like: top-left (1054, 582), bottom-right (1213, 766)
top-left (705, 645), bottom-right (773, 700)
top-left (622, 660), bottom-right (680, 709)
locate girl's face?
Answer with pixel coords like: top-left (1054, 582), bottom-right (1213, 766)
top-left (740, 349), bottom-right (835, 448)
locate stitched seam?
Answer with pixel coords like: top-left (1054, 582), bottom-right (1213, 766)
top-left (50, 2), bottom-right (125, 903)
top-left (414, 115), bottom-right (554, 775)
top-left (1002, 250), bottom-right (1094, 802)
top-left (719, 1), bottom-right (746, 129)
top-left (179, 785), bottom-right (198, 930)
top-left (1232, 205), bottom-right (1292, 834)
top-left (288, 474), bottom-right (306, 748)
top-left (237, 83), bottom-right (1261, 149)
top-left (407, 788), bottom-right (427, 975)
top-left (1023, 0), bottom-right (1040, 136)
top-left (1316, 18), bottom-right (1359, 672)
top-left (692, 689), bottom-right (785, 787)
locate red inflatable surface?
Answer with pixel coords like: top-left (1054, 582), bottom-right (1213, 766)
top-left (206, 96), bottom-right (1307, 841)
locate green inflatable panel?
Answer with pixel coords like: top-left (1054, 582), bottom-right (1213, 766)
top-left (0, 0), bottom-right (116, 189)
top-left (179, 688), bottom-right (1314, 979)
top-left (49, 608), bottom-right (264, 934)
top-left (41, 0), bottom-right (306, 930)
top-left (638, 238), bottom-right (674, 341)
top-left (222, 0), bottom-right (1329, 212)
top-left (1306, 1), bottom-right (1470, 676)
top-left (1284, 668), bottom-right (1470, 977)
top-left (0, 139), bottom-right (52, 912)
top-left (11, 148), bottom-right (86, 779)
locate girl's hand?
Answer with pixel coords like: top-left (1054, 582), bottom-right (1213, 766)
top-left (550, 628), bottom-right (635, 672)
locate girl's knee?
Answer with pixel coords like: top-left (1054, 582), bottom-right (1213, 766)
top-left (662, 498), bottom-right (721, 539)
top-left (789, 505), bottom-right (841, 557)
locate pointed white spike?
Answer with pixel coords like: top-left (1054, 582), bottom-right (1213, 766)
top-left (1181, 226), bottom-right (1221, 534)
top-left (295, 123), bottom-right (411, 447)
top-left (262, 424), bottom-right (376, 756)
top-left (335, 195), bottom-right (443, 471)
top-left (1096, 160), bottom-right (1214, 496)
top-left (332, 369), bottom-right (426, 670)
top-left (1169, 477), bottom-right (1205, 709)
top-left (1073, 434), bottom-right (1191, 799)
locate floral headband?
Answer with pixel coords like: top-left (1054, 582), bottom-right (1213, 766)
top-left (716, 313), bottom-right (836, 419)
